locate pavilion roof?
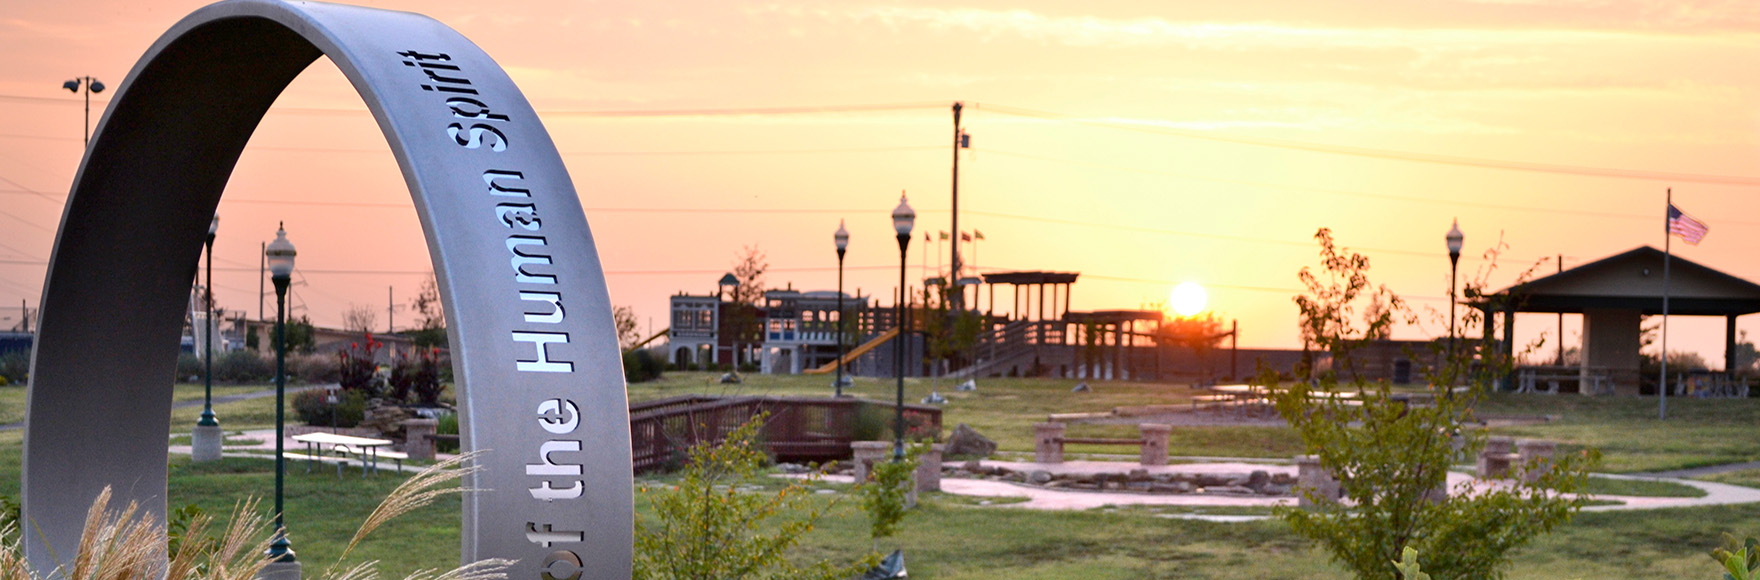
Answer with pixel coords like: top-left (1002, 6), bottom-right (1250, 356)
top-left (1481, 246), bottom-right (1760, 316)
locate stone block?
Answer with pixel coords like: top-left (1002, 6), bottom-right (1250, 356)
top-left (1034, 422), bottom-right (1066, 464)
top-left (191, 424), bottom-right (223, 463)
top-left (915, 444), bottom-right (945, 492)
top-left (850, 441), bottom-right (891, 482)
top-left (1479, 436), bottom-right (1517, 479)
top-left (1295, 455), bottom-right (1340, 507)
top-left (1138, 423), bottom-right (1171, 466)
top-left (1516, 439), bottom-right (1557, 483)
top-left (402, 418), bottom-right (438, 461)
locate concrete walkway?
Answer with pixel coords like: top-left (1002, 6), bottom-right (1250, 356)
top-left (804, 458), bottom-right (1760, 521)
top-left (1637, 461), bottom-right (1760, 479)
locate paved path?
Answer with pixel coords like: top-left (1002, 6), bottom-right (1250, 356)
top-left (1637, 461), bottom-right (1760, 479)
top-left (803, 458), bottom-right (1760, 521)
top-left (0, 384), bottom-right (322, 431)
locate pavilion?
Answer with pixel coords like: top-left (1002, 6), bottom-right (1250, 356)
top-left (1479, 246), bottom-right (1760, 395)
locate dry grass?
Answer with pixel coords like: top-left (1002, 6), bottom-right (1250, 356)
top-left (0, 454), bottom-right (505, 580)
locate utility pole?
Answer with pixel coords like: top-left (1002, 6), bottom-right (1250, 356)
top-left (1557, 254), bottom-right (1564, 366)
top-left (19, 299), bottom-right (26, 333)
top-left (388, 285), bottom-right (394, 334)
top-left (258, 241), bottom-right (266, 321)
top-left (949, 102), bottom-right (965, 311)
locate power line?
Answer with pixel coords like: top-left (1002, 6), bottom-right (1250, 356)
top-left (979, 148), bottom-right (1699, 225)
top-left (0, 93), bottom-right (948, 118)
top-left (978, 104), bottom-right (1760, 186)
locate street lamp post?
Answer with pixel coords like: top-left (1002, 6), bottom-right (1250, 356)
top-left (1446, 219), bottom-right (1464, 367)
top-left (264, 224), bottom-right (299, 573)
top-left (891, 195), bottom-right (915, 462)
top-left (60, 76), bottom-right (105, 146)
top-left (834, 220), bottom-right (850, 397)
top-left (193, 215), bottom-right (223, 462)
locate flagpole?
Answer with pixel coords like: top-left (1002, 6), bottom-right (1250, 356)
top-left (1660, 188), bottom-right (1671, 421)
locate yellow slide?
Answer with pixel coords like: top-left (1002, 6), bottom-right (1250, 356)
top-left (803, 327), bottom-right (900, 375)
top-left (622, 328), bottom-right (669, 353)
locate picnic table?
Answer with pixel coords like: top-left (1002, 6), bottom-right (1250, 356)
top-left (290, 432), bottom-right (402, 476)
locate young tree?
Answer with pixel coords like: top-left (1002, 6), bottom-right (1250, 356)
top-left (342, 303), bottom-right (378, 335)
top-left (633, 415), bottom-right (884, 580)
top-left (614, 305), bottom-right (642, 351)
top-left (724, 245), bottom-right (769, 368)
top-left (408, 272), bottom-right (448, 349)
top-left (1266, 228), bottom-right (1597, 580)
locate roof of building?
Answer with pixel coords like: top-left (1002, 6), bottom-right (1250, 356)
top-left (1484, 246), bottom-right (1760, 316)
top-left (982, 271), bottom-right (1080, 285)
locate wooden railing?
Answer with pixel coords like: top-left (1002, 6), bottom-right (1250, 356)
top-left (628, 395), bottom-right (943, 473)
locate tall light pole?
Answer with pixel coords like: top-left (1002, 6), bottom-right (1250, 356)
top-left (834, 220), bottom-right (850, 397)
top-left (891, 194), bottom-right (915, 462)
top-left (61, 76), bottom-right (105, 145)
top-left (264, 224), bottom-right (299, 572)
top-left (1446, 219), bottom-right (1464, 368)
top-left (192, 215), bottom-right (223, 462)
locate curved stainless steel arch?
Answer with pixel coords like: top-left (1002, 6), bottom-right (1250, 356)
top-left (23, 1), bottom-right (632, 577)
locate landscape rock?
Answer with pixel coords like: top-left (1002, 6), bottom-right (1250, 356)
top-left (1029, 470), bottom-right (1053, 484)
top-left (1071, 382), bottom-right (1091, 393)
top-left (956, 379), bottom-right (977, 392)
top-left (1245, 470), bottom-right (1271, 491)
top-left (945, 423), bottom-right (998, 458)
top-left (921, 391), bottom-right (947, 404)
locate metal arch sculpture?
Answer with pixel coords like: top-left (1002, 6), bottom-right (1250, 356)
top-left (23, 1), bottom-right (632, 577)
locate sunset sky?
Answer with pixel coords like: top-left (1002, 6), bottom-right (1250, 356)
top-left (2, 0), bottom-right (1759, 362)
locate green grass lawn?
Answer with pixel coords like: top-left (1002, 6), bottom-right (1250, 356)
top-left (1475, 393), bottom-right (1760, 473)
top-left (1583, 476), bottom-right (1707, 498)
top-left (0, 373), bottom-right (1754, 577)
top-left (1696, 469), bottom-right (1760, 489)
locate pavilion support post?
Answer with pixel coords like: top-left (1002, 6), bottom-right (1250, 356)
top-left (1728, 315), bottom-right (1740, 378)
top-left (1502, 305), bottom-right (1516, 391)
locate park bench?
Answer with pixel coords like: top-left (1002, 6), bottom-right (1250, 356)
top-left (1033, 422), bottom-right (1171, 466)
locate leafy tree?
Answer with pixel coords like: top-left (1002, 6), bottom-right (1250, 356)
top-left (633, 414), bottom-right (883, 580)
top-left (723, 245), bottom-right (769, 367)
top-left (284, 314), bottom-right (317, 355)
top-left (921, 281), bottom-right (982, 376)
top-left (615, 305), bottom-right (642, 351)
top-left (1266, 228), bottom-right (1597, 580)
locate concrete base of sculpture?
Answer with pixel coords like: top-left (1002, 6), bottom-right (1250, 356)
top-left (258, 559), bottom-right (301, 580)
top-left (191, 424), bottom-right (224, 463)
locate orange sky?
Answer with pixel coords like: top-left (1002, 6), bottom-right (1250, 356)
top-left (2, 0), bottom-right (1759, 362)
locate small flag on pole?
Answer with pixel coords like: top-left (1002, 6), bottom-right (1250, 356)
top-left (939, 231), bottom-right (950, 241)
top-left (1668, 204), bottom-right (1708, 245)
top-left (974, 230), bottom-right (985, 240)
top-left (960, 231), bottom-right (971, 242)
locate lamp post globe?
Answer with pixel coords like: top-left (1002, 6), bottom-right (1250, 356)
top-left (891, 194), bottom-right (914, 462)
top-left (191, 214), bottom-right (223, 462)
top-left (834, 220), bottom-right (850, 397)
top-left (1445, 219), bottom-right (1463, 366)
top-left (265, 223), bottom-right (298, 565)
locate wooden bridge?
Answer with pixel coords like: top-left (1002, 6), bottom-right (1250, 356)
top-left (628, 395), bottom-right (943, 473)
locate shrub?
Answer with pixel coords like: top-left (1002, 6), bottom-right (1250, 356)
top-left (632, 414), bottom-right (881, 580)
top-left (286, 352), bottom-right (340, 384)
top-left (292, 388), bottom-right (366, 428)
top-left (337, 333), bottom-right (384, 397)
top-left (389, 348), bottom-right (443, 405)
top-left (175, 353), bottom-right (202, 382)
top-left (435, 412), bottom-right (459, 453)
top-left (213, 350), bottom-right (272, 383)
top-left (623, 349), bottom-right (664, 384)
top-left (0, 350), bottom-right (29, 385)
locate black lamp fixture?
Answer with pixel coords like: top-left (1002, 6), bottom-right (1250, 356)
top-left (890, 193), bottom-right (915, 462)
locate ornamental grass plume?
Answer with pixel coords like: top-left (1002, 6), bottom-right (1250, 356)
top-left (0, 452), bottom-right (507, 580)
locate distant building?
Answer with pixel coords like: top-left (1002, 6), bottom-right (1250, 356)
top-left (759, 289), bottom-right (867, 374)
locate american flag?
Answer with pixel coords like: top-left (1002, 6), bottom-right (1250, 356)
top-left (1668, 203), bottom-right (1708, 245)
